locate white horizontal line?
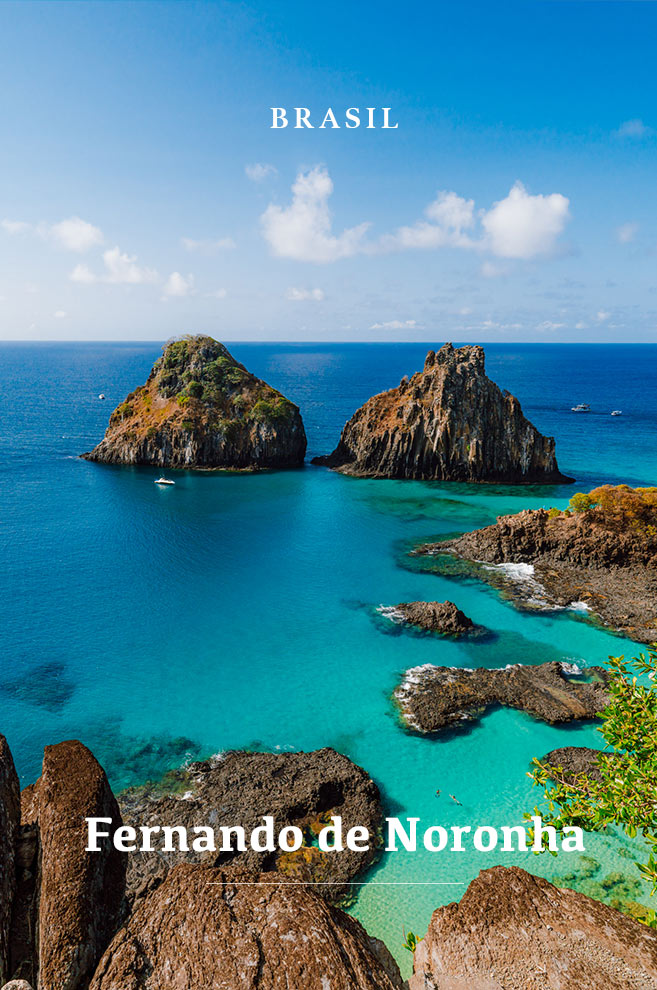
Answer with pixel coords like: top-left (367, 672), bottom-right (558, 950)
top-left (205, 881), bottom-right (464, 886)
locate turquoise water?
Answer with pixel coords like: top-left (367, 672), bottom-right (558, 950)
top-left (2, 342), bottom-right (657, 972)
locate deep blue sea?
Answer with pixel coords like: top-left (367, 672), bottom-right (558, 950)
top-left (2, 341), bottom-right (657, 971)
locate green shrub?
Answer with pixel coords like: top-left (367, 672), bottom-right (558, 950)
top-left (177, 394), bottom-right (190, 407)
top-left (547, 507), bottom-right (561, 519)
top-left (163, 340), bottom-right (189, 368)
top-left (187, 380), bottom-right (204, 399)
top-left (569, 492), bottom-right (595, 514)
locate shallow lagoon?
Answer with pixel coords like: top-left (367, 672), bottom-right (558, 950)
top-left (2, 341), bottom-right (657, 972)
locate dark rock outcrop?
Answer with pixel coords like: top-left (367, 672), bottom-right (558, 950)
top-left (118, 748), bottom-right (382, 905)
top-left (541, 745), bottom-right (605, 785)
top-left (83, 335), bottom-right (306, 469)
top-left (0, 737), bottom-right (20, 987)
top-left (22, 741), bottom-right (126, 990)
top-left (392, 600), bottom-right (476, 636)
top-left (395, 661), bottom-right (610, 734)
top-left (90, 864), bottom-right (404, 990)
top-left (426, 503), bottom-right (657, 642)
top-left (313, 343), bottom-right (571, 483)
top-left (410, 865), bottom-right (657, 990)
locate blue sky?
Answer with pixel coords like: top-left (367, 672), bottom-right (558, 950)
top-left (1, 0), bottom-right (657, 342)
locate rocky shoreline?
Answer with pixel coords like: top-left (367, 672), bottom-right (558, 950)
top-left (4, 734), bottom-right (657, 990)
top-left (395, 661), bottom-right (610, 734)
top-left (417, 497), bottom-right (657, 642)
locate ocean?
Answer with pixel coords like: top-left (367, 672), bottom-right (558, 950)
top-left (2, 341), bottom-right (656, 972)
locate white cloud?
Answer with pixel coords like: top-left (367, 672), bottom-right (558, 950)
top-left (206, 288), bottom-right (227, 299)
top-left (261, 166), bottom-right (370, 262)
top-left (261, 168), bottom-right (570, 265)
top-left (481, 182), bottom-right (570, 259)
top-left (181, 236), bottom-right (236, 253)
top-left (369, 319), bottom-right (418, 330)
top-left (48, 216), bottom-right (103, 252)
top-left (1, 219), bottom-right (30, 234)
top-left (616, 222), bottom-right (638, 243)
top-left (70, 246), bottom-right (158, 285)
top-left (286, 287), bottom-right (325, 301)
top-left (246, 163), bottom-right (277, 182)
top-left (575, 321), bottom-right (588, 330)
top-left (535, 320), bottom-right (565, 331)
top-left (616, 119), bottom-right (651, 138)
top-left (596, 310), bottom-right (611, 322)
top-left (379, 191), bottom-right (475, 252)
top-left (162, 272), bottom-right (195, 298)
top-left (54, 310), bottom-right (66, 319)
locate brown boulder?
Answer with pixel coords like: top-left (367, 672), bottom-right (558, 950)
top-left (119, 747), bottom-right (382, 905)
top-left (90, 863), bottom-right (404, 990)
top-left (0, 736), bottom-right (20, 986)
top-left (410, 865), bottom-right (657, 990)
top-left (24, 740), bottom-right (126, 990)
top-left (396, 661), bottom-right (610, 734)
top-left (312, 343), bottom-right (571, 483)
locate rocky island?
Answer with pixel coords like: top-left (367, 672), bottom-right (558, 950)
top-left (83, 335), bottom-right (307, 469)
top-left (382, 600), bottom-right (477, 636)
top-left (313, 343), bottom-right (572, 483)
top-left (395, 660), bottom-right (610, 734)
top-left (421, 484), bottom-right (657, 642)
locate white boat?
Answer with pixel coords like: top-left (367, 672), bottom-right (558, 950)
top-left (98, 393), bottom-right (106, 400)
top-left (611, 410), bottom-right (622, 416)
top-left (154, 477), bottom-right (175, 486)
top-left (571, 403), bottom-right (591, 412)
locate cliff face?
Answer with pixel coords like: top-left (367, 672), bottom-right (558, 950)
top-left (83, 335), bottom-right (307, 469)
top-left (410, 866), bottom-right (657, 989)
top-left (313, 343), bottom-right (571, 483)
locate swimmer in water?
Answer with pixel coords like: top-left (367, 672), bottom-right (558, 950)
top-left (449, 794), bottom-right (462, 805)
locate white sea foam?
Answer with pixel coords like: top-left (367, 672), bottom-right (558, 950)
top-left (569, 600), bottom-right (592, 612)
top-left (561, 662), bottom-right (584, 675)
top-left (376, 605), bottom-right (406, 623)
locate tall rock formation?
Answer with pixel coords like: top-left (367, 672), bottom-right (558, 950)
top-left (313, 343), bottom-right (571, 482)
top-left (89, 864), bottom-right (405, 990)
top-left (410, 866), bottom-right (657, 989)
top-left (0, 736), bottom-right (20, 987)
top-left (22, 741), bottom-right (126, 990)
top-left (84, 335), bottom-right (306, 469)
